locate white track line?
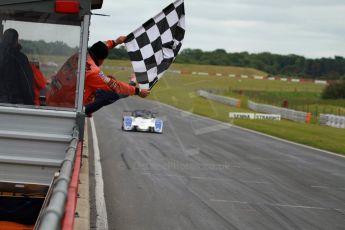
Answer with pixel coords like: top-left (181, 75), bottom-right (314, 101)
top-left (90, 118), bottom-right (109, 230)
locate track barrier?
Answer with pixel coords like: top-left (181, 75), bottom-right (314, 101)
top-left (319, 114), bottom-right (345, 129)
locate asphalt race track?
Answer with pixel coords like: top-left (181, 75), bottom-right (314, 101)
top-left (90, 97), bottom-right (345, 230)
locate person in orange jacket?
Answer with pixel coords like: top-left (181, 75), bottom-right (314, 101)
top-left (46, 36), bottom-right (150, 111)
top-left (30, 61), bottom-right (47, 106)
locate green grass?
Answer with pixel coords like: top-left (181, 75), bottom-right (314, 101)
top-left (103, 60), bottom-right (345, 155)
top-left (234, 119), bottom-right (345, 154)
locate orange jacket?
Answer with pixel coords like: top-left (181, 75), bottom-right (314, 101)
top-left (83, 54), bottom-right (136, 105)
top-left (0, 221), bottom-right (33, 230)
top-left (46, 52), bottom-right (136, 107)
top-left (30, 63), bottom-right (47, 106)
top-left (45, 53), bottom-right (79, 107)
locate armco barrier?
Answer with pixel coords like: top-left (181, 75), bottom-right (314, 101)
top-left (198, 91), bottom-right (310, 123)
top-left (248, 101), bottom-right (310, 123)
top-left (198, 90), bottom-right (240, 107)
top-left (37, 128), bottom-right (79, 230)
top-left (319, 114), bottom-right (345, 129)
top-left (61, 142), bottom-right (82, 230)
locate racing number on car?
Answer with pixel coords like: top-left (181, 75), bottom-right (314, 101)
top-left (124, 117), bottom-right (132, 128)
top-left (155, 120), bottom-right (162, 130)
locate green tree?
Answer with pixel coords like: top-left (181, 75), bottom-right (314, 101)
top-left (321, 81), bottom-right (345, 99)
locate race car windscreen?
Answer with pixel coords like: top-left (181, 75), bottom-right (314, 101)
top-left (0, 12), bottom-right (81, 110)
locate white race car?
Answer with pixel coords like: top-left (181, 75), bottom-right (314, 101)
top-left (122, 110), bottom-right (163, 133)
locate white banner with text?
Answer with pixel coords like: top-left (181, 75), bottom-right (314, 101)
top-left (229, 112), bottom-right (281, 120)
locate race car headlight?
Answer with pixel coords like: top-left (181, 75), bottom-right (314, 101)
top-left (124, 116), bottom-right (134, 129)
top-left (154, 119), bottom-right (163, 132)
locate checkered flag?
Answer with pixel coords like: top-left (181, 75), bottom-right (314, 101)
top-left (125, 0), bottom-right (185, 90)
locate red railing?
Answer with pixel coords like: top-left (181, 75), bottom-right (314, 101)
top-left (61, 141), bottom-right (83, 230)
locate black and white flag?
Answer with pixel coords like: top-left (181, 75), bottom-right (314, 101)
top-left (125, 0), bottom-right (185, 90)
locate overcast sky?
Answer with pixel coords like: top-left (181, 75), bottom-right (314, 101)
top-left (89, 0), bottom-right (345, 59)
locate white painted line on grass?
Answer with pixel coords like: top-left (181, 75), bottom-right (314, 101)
top-left (90, 118), bottom-right (109, 230)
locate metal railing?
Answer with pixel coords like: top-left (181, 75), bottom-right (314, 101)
top-left (319, 114), bottom-right (345, 129)
top-left (197, 90), bottom-right (312, 123)
top-left (37, 127), bottom-right (79, 230)
top-left (198, 90), bottom-right (240, 107)
top-left (248, 101), bottom-right (308, 123)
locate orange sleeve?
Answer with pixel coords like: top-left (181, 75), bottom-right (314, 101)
top-left (97, 71), bottom-right (136, 95)
top-left (106, 78), bottom-right (136, 95)
top-left (31, 65), bottom-right (47, 89)
top-left (85, 71), bottom-right (112, 92)
top-left (105, 40), bottom-right (116, 49)
top-left (30, 63), bottom-right (47, 105)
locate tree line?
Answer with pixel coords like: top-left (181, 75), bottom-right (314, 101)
top-left (108, 47), bottom-right (345, 99)
top-left (109, 47), bottom-right (345, 80)
top-left (174, 49), bottom-right (345, 80)
top-left (20, 40), bottom-right (345, 81)
top-left (20, 39), bottom-right (78, 56)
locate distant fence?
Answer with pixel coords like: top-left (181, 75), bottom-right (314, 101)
top-left (103, 66), bottom-right (329, 85)
top-left (102, 66), bottom-right (181, 75)
top-left (319, 114), bottom-right (345, 129)
top-left (197, 90), bottom-right (240, 107)
top-left (248, 101), bottom-right (310, 123)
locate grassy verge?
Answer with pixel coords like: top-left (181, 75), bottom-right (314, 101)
top-left (234, 119), bottom-right (345, 154)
